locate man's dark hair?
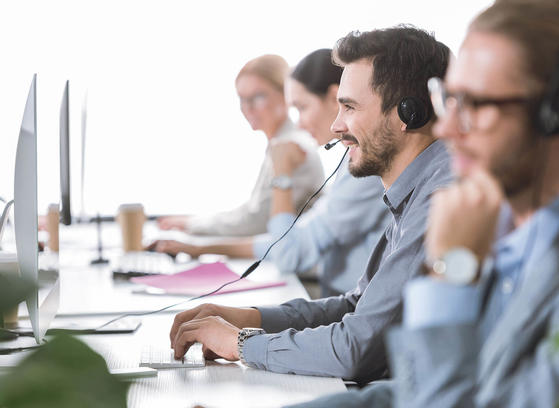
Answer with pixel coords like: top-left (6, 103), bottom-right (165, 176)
top-left (333, 25), bottom-right (450, 117)
top-left (291, 49), bottom-right (343, 97)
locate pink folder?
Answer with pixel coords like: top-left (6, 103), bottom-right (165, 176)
top-left (130, 262), bottom-right (285, 296)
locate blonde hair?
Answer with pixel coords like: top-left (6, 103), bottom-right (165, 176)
top-left (470, 0), bottom-right (559, 91)
top-left (236, 54), bottom-right (289, 93)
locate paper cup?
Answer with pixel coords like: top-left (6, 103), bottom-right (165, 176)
top-left (47, 203), bottom-right (60, 252)
top-left (117, 204), bottom-right (146, 252)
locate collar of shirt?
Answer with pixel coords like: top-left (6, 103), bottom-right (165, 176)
top-left (481, 194), bottom-right (559, 335)
top-left (493, 194), bottom-right (559, 291)
top-left (382, 140), bottom-right (447, 216)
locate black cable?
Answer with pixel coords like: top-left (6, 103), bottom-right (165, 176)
top-left (259, 147), bottom-right (349, 263)
top-left (95, 147), bottom-right (349, 330)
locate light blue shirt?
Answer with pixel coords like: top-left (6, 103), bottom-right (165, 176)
top-left (244, 140), bottom-right (452, 383)
top-left (404, 194), bottom-right (559, 336)
top-left (253, 154), bottom-right (390, 296)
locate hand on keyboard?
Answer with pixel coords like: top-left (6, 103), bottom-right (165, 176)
top-left (147, 239), bottom-right (203, 258)
top-left (171, 316), bottom-right (242, 362)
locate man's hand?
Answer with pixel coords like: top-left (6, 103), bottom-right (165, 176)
top-left (426, 168), bottom-right (504, 264)
top-left (157, 215), bottom-right (190, 231)
top-left (147, 239), bottom-right (202, 257)
top-left (270, 141), bottom-right (306, 176)
top-left (170, 304), bottom-right (261, 348)
top-left (173, 316), bottom-right (240, 361)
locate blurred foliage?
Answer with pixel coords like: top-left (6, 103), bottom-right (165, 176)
top-left (0, 275), bottom-right (129, 408)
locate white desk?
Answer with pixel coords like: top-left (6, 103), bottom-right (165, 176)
top-left (85, 315), bottom-right (346, 408)
top-left (4, 222), bottom-right (347, 407)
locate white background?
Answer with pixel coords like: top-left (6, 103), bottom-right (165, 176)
top-left (0, 0), bottom-right (493, 218)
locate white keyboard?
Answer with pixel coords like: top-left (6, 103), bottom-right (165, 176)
top-left (139, 343), bottom-right (205, 369)
top-left (113, 251), bottom-right (180, 277)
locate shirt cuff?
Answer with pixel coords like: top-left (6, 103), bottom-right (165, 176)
top-left (241, 333), bottom-right (269, 370)
top-left (403, 277), bottom-right (481, 330)
top-left (252, 234), bottom-right (272, 259)
top-left (255, 306), bottom-right (292, 333)
top-left (252, 213), bottom-right (297, 259)
top-left (268, 213), bottom-right (296, 235)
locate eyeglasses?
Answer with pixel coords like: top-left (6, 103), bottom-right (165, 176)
top-left (239, 92), bottom-right (269, 109)
top-left (427, 77), bottom-right (536, 133)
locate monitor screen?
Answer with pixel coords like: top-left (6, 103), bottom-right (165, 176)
top-left (60, 80), bottom-right (71, 226)
top-left (14, 75), bottom-right (60, 344)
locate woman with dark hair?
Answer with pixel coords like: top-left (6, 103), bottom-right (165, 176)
top-left (154, 49), bottom-right (389, 297)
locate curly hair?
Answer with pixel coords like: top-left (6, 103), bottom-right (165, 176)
top-left (333, 25), bottom-right (450, 118)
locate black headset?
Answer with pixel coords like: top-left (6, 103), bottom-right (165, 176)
top-left (538, 54), bottom-right (559, 138)
top-left (397, 96), bottom-right (431, 130)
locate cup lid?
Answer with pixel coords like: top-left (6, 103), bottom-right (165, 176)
top-left (118, 203), bottom-right (144, 212)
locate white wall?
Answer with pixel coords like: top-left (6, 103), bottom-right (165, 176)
top-left (0, 0), bottom-right (493, 218)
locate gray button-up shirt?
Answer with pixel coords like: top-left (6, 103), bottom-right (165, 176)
top-left (243, 140), bottom-right (452, 383)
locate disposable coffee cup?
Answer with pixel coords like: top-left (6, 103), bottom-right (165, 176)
top-left (46, 203), bottom-right (60, 253)
top-left (0, 252), bottom-right (21, 328)
top-left (117, 203), bottom-right (146, 252)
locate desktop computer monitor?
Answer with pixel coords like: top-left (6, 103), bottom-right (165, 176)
top-left (60, 80), bottom-right (71, 226)
top-left (14, 74), bottom-right (60, 344)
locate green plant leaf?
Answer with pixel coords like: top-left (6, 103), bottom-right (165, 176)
top-left (0, 334), bottom-right (129, 408)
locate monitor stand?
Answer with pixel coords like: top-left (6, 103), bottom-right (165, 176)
top-left (90, 214), bottom-right (109, 265)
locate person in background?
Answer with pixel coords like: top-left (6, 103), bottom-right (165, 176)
top-left (157, 54), bottom-right (324, 237)
top-left (153, 49), bottom-right (390, 297)
top-left (164, 26), bottom-right (452, 384)
top-left (286, 1), bottom-right (559, 406)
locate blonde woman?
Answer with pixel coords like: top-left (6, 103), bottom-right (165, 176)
top-left (157, 55), bottom-right (324, 236)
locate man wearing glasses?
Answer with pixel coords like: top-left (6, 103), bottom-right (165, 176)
top-left (288, 0), bottom-right (559, 406)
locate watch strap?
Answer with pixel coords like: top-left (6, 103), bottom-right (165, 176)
top-left (237, 328), bottom-right (265, 365)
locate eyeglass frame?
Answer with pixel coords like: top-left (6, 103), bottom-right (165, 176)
top-left (427, 77), bottom-right (539, 133)
top-left (239, 92), bottom-right (270, 110)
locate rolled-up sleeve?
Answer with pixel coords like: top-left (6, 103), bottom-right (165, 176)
top-left (403, 278), bottom-right (481, 329)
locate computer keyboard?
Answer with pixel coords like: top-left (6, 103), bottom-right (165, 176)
top-left (139, 343), bottom-right (205, 369)
top-left (113, 251), bottom-right (182, 277)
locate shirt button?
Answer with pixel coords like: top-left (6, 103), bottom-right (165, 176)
top-left (502, 278), bottom-right (514, 294)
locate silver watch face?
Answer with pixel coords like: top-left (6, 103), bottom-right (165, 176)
top-left (271, 175), bottom-right (293, 190)
top-left (441, 247), bottom-right (479, 285)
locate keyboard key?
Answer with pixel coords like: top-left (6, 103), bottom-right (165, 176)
top-left (139, 343), bottom-right (205, 369)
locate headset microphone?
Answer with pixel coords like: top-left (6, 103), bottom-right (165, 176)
top-left (324, 139), bottom-right (341, 150)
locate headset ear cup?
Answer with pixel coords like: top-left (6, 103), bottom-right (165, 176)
top-left (398, 97), bottom-right (430, 130)
top-left (539, 103), bottom-right (559, 137)
top-left (538, 54), bottom-right (559, 138)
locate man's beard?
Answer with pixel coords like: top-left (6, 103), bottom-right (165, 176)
top-left (347, 118), bottom-right (400, 178)
top-left (492, 136), bottom-right (539, 199)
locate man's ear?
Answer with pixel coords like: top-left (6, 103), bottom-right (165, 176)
top-left (387, 108), bottom-right (409, 133)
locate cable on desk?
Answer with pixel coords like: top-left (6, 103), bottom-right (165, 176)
top-left (95, 147), bottom-right (349, 330)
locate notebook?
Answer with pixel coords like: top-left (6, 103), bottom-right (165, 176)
top-left (130, 262), bottom-right (285, 296)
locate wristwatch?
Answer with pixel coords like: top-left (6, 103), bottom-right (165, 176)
top-left (237, 328), bottom-right (266, 365)
top-left (430, 247), bottom-right (479, 285)
top-left (271, 175), bottom-right (293, 190)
